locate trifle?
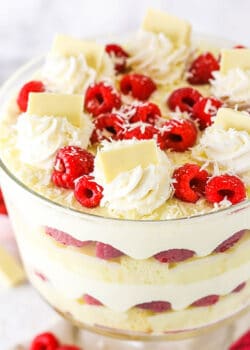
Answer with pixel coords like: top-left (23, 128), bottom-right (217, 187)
top-left (0, 8), bottom-right (250, 341)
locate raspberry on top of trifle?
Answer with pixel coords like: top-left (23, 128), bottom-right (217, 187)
top-left (0, 8), bottom-right (249, 221)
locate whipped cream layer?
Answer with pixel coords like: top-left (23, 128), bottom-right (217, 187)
top-left (16, 113), bottom-right (93, 169)
top-left (94, 141), bottom-right (173, 216)
top-left (127, 31), bottom-right (190, 85)
top-left (19, 229), bottom-right (250, 312)
top-left (192, 127), bottom-right (250, 184)
top-left (42, 54), bottom-right (96, 94)
top-left (211, 69), bottom-right (250, 103)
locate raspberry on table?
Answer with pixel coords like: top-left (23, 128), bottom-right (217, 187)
top-left (84, 294), bottom-right (103, 306)
top-left (105, 43), bottom-right (129, 73)
top-left (51, 146), bottom-right (94, 189)
top-left (128, 102), bottom-right (161, 125)
top-left (205, 174), bottom-right (246, 204)
top-left (155, 249), bottom-right (195, 263)
top-left (167, 87), bottom-right (202, 113)
top-left (173, 163), bottom-right (209, 203)
top-left (214, 230), bottom-right (246, 253)
top-left (30, 332), bottom-right (59, 350)
top-left (84, 82), bottom-right (121, 117)
top-left (74, 175), bottom-right (103, 208)
top-left (159, 119), bottom-right (197, 152)
top-left (17, 80), bottom-right (45, 112)
top-left (120, 73), bottom-right (156, 101)
top-left (0, 188), bottom-right (7, 215)
top-left (91, 113), bottom-right (125, 143)
top-left (192, 97), bottom-right (223, 130)
top-left (191, 295), bottom-right (219, 307)
top-left (136, 301), bottom-right (171, 313)
top-left (123, 123), bottom-right (159, 142)
top-left (95, 242), bottom-right (124, 259)
top-left (229, 330), bottom-right (250, 350)
top-left (45, 227), bottom-right (91, 248)
top-left (187, 52), bottom-right (220, 85)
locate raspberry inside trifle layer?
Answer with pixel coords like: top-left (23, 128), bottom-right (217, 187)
top-left (0, 8), bottom-right (250, 336)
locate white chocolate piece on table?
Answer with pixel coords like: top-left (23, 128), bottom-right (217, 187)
top-left (220, 49), bottom-right (250, 74)
top-left (142, 8), bottom-right (191, 46)
top-left (27, 93), bottom-right (83, 128)
top-left (214, 107), bottom-right (250, 133)
top-left (0, 245), bottom-right (25, 288)
top-left (97, 140), bottom-right (159, 183)
top-left (51, 34), bottom-right (104, 70)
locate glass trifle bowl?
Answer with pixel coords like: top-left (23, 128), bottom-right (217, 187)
top-left (1, 16), bottom-right (250, 349)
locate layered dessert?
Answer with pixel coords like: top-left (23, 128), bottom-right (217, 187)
top-left (0, 8), bottom-right (250, 338)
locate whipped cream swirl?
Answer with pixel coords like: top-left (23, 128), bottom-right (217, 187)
top-left (16, 113), bottom-right (93, 169)
top-left (126, 31), bottom-right (190, 85)
top-left (41, 54), bottom-right (96, 94)
top-left (211, 68), bottom-right (250, 103)
top-left (192, 127), bottom-right (250, 183)
top-left (94, 140), bottom-right (173, 216)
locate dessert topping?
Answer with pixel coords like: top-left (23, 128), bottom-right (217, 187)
top-left (123, 124), bottom-right (159, 142)
top-left (120, 73), bottom-right (156, 101)
top-left (51, 146), bottom-right (94, 189)
top-left (91, 113), bottom-right (125, 143)
top-left (192, 97), bottom-right (223, 130)
top-left (214, 108), bottom-right (250, 133)
top-left (126, 102), bottom-right (161, 125)
top-left (167, 87), bottom-right (202, 113)
top-left (220, 48), bottom-right (250, 74)
top-left (74, 175), bottom-right (103, 208)
top-left (173, 163), bottom-right (209, 203)
top-left (17, 81), bottom-right (45, 112)
top-left (95, 242), bottom-right (124, 259)
top-left (142, 8), bottom-right (191, 46)
top-left (84, 82), bottom-right (121, 117)
top-left (159, 119), bottom-right (197, 152)
top-left (105, 43), bottom-right (129, 73)
top-left (205, 174), bottom-right (246, 204)
top-left (187, 52), bottom-right (219, 85)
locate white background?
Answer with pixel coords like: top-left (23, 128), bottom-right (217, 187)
top-left (0, 0), bottom-right (249, 82)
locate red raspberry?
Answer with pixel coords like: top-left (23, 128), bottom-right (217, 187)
top-left (105, 43), bottom-right (129, 73)
top-left (192, 97), bottom-right (223, 130)
top-left (230, 330), bottom-right (250, 350)
top-left (17, 80), bottom-right (45, 112)
top-left (191, 295), bottom-right (219, 307)
top-left (84, 294), bottom-right (103, 306)
top-left (214, 230), bottom-right (245, 253)
top-left (167, 87), bottom-right (202, 113)
top-left (123, 124), bottom-right (159, 142)
top-left (51, 146), bottom-right (94, 190)
top-left (91, 113), bottom-right (125, 143)
top-left (84, 82), bottom-right (121, 117)
top-left (0, 189), bottom-right (7, 215)
top-left (57, 346), bottom-right (80, 350)
top-left (136, 301), bottom-right (171, 313)
top-left (74, 175), bottom-right (103, 208)
top-left (128, 102), bottom-right (161, 125)
top-left (173, 164), bottom-right (209, 203)
top-left (159, 119), bottom-right (197, 152)
top-left (30, 332), bottom-right (59, 350)
top-left (232, 282), bottom-right (246, 293)
top-left (155, 249), bottom-right (195, 263)
top-left (188, 52), bottom-right (220, 85)
top-left (120, 74), bottom-right (156, 101)
top-left (45, 227), bottom-right (91, 248)
top-left (95, 242), bottom-right (124, 260)
top-left (233, 45), bottom-right (246, 49)
top-left (205, 175), bottom-right (246, 204)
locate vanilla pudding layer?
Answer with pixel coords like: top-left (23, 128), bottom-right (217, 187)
top-left (28, 270), bottom-right (250, 333)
